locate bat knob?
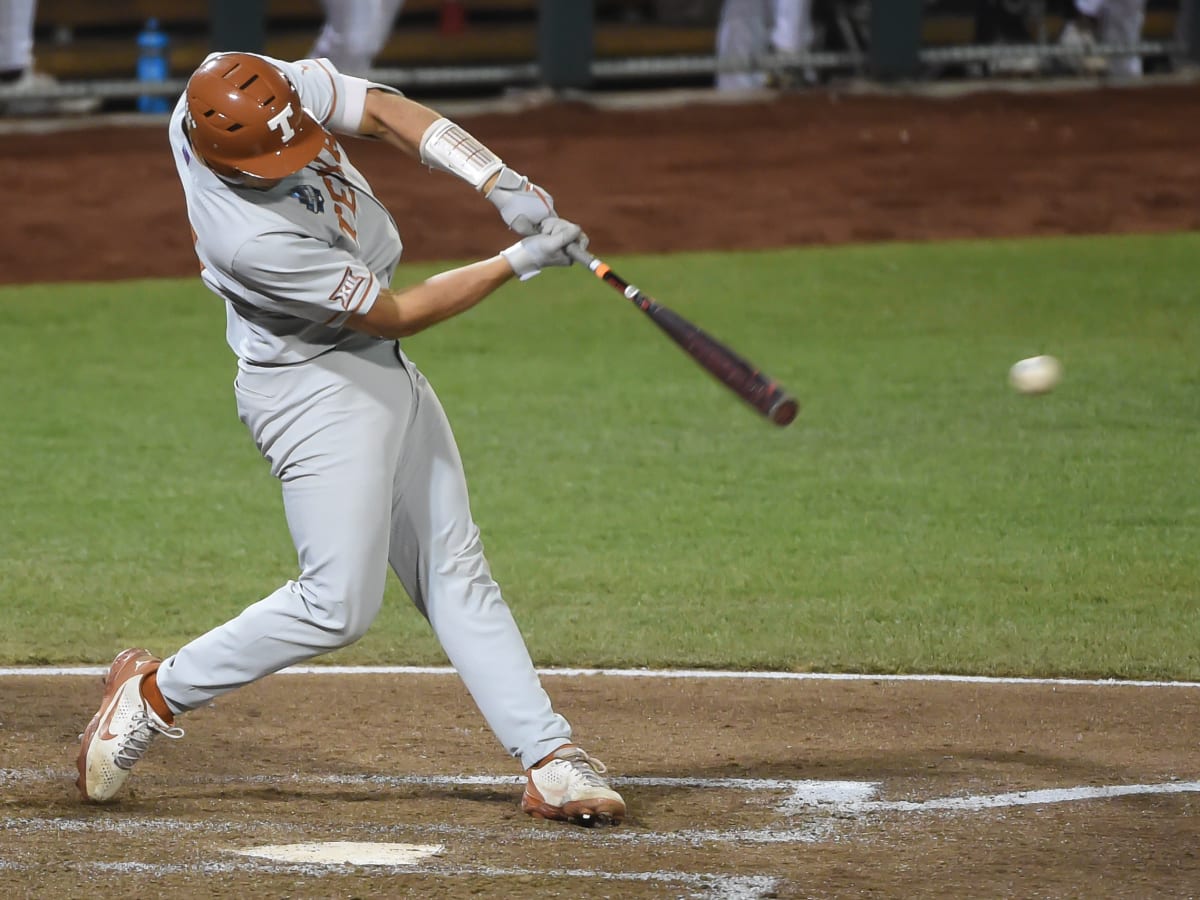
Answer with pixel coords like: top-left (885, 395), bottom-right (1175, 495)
top-left (770, 397), bottom-right (800, 427)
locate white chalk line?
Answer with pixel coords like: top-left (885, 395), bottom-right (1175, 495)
top-left (9, 768), bottom-right (1200, 817)
top-left (0, 856), bottom-right (779, 900)
top-left (0, 808), bottom-right (835, 847)
top-left (5, 779), bottom-right (1198, 897)
top-left (0, 767), bottom-right (867, 819)
top-left (845, 781), bottom-right (1200, 814)
top-left (3, 664), bottom-right (1199, 689)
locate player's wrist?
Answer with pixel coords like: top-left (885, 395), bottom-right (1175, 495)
top-left (500, 241), bottom-right (542, 281)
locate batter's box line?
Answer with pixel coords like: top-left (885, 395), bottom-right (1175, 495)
top-left (12, 767), bottom-right (1200, 816)
top-left (246, 772), bottom-right (877, 816)
top-left (308, 774), bottom-right (1200, 820)
top-left (835, 780), bottom-right (1200, 815)
top-left (0, 857), bottom-right (782, 900)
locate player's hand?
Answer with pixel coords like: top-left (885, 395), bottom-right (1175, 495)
top-left (501, 217), bottom-right (588, 281)
top-left (486, 166), bottom-right (556, 236)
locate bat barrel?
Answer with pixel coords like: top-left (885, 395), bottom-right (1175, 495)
top-left (568, 245), bottom-right (800, 428)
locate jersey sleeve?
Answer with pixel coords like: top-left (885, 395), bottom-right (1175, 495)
top-left (271, 57), bottom-right (376, 136)
top-left (231, 232), bottom-right (382, 328)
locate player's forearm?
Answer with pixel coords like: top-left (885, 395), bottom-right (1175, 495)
top-left (357, 90), bottom-right (441, 158)
top-left (359, 90), bottom-right (506, 193)
top-left (349, 257), bottom-right (514, 339)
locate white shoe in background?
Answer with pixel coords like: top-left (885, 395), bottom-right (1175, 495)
top-left (0, 68), bottom-right (102, 117)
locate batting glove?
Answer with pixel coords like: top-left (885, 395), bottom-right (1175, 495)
top-left (501, 217), bottom-right (587, 281)
top-left (487, 166), bottom-right (556, 236)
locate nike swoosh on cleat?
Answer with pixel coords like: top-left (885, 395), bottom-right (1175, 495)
top-left (96, 695), bottom-right (125, 742)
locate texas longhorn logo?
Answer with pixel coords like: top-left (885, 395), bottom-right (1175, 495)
top-left (267, 102), bottom-right (297, 143)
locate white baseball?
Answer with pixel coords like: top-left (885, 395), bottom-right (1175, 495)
top-left (1008, 355), bottom-right (1062, 395)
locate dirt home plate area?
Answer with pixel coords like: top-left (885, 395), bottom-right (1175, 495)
top-left (5, 84), bottom-right (1200, 897)
top-left (4, 671), bottom-right (1200, 896)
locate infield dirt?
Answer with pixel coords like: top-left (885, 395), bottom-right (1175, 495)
top-left (3, 83), bottom-right (1200, 897)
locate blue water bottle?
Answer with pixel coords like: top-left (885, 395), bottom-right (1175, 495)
top-left (136, 18), bottom-right (170, 113)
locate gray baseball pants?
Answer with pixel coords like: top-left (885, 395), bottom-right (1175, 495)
top-left (155, 340), bottom-right (572, 769)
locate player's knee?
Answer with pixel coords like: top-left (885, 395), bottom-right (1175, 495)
top-left (333, 607), bottom-right (375, 646)
top-left (298, 584), bottom-right (381, 647)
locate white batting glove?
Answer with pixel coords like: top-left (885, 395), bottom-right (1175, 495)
top-left (486, 166), bottom-right (556, 236)
top-left (501, 217), bottom-right (588, 281)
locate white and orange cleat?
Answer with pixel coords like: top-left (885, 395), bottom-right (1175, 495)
top-left (521, 744), bottom-right (625, 827)
top-left (76, 648), bottom-right (184, 802)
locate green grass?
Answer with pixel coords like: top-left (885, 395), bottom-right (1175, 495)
top-left (2, 233), bottom-right (1197, 677)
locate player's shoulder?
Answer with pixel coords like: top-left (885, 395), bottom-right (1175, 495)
top-left (229, 229), bottom-right (320, 275)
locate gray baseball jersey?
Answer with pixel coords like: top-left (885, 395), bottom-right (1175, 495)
top-left (155, 54), bottom-right (573, 769)
top-left (170, 55), bottom-right (400, 365)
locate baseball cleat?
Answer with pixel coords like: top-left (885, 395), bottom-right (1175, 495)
top-left (76, 648), bottom-right (184, 802)
top-left (521, 744), bottom-right (625, 827)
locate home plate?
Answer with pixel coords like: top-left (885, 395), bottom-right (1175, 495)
top-left (235, 841), bottom-right (443, 867)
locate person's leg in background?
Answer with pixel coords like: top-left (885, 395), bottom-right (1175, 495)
top-left (716, 0), bottom-right (771, 90)
top-left (0, 0), bottom-right (36, 82)
top-left (0, 0), bottom-right (99, 115)
top-left (770, 0), bottom-right (817, 83)
top-left (310, 0), bottom-right (406, 75)
top-left (1092, 0), bottom-right (1146, 77)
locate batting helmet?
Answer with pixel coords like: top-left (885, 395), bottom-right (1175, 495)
top-left (185, 53), bottom-right (327, 180)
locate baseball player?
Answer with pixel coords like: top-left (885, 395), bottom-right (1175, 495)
top-left (75, 51), bottom-right (626, 828)
top-left (309, 0), bottom-right (406, 76)
top-left (715, 0), bottom-right (814, 90)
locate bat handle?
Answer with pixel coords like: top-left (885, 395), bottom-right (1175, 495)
top-left (566, 242), bottom-right (596, 268)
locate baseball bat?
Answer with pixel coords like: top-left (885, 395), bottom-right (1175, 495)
top-left (565, 244), bottom-right (799, 427)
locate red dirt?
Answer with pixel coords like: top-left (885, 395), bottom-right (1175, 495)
top-left (4, 84), bottom-right (1200, 285)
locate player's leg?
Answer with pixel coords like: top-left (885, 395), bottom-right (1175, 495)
top-left (81, 348), bottom-right (408, 801)
top-left (78, 344), bottom-right (407, 802)
top-left (385, 350), bottom-right (624, 825)
top-left (716, 0), bottom-right (772, 90)
top-left (385, 351), bottom-right (568, 767)
top-left (155, 345), bottom-right (407, 710)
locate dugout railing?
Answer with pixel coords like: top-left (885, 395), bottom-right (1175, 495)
top-left (0, 0), bottom-right (1194, 109)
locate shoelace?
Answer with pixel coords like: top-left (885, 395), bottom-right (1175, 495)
top-left (114, 710), bottom-right (185, 771)
top-left (556, 748), bottom-right (609, 787)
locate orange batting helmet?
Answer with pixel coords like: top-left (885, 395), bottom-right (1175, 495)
top-left (185, 53), bottom-right (327, 180)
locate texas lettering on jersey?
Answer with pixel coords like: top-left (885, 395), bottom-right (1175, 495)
top-left (313, 132), bottom-right (359, 241)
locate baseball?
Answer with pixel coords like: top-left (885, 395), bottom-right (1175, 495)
top-left (1008, 355), bottom-right (1062, 395)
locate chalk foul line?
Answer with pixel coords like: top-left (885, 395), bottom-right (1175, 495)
top-left (2, 664), bottom-right (1199, 689)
